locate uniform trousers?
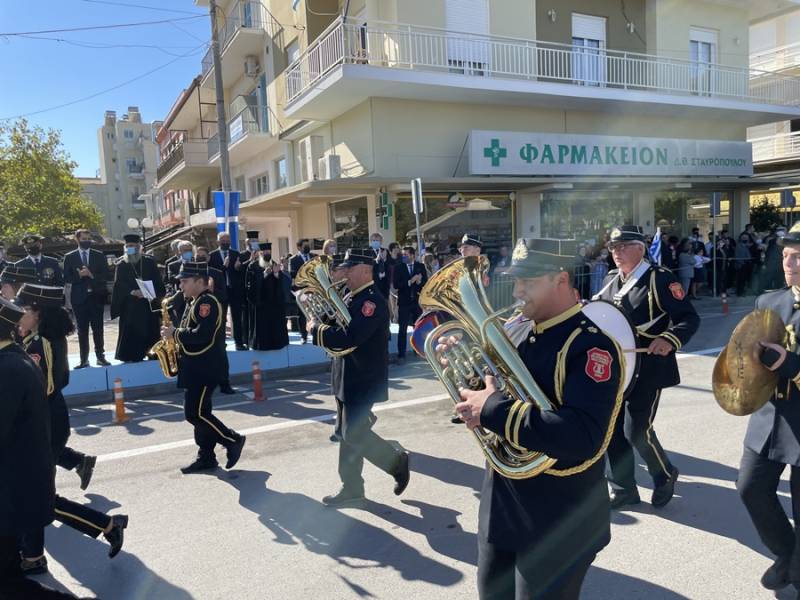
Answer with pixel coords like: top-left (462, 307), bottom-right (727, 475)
top-left (336, 399), bottom-right (399, 491)
top-left (72, 297), bottom-right (105, 361)
top-left (1, 536), bottom-right (78, 599)
top-left (477, 538), bottom-right (595, 600)
top-left (737, 446), bottom-right (800, 559)
top-left (50, 393), bottom-right (88, 472)
top-left (606, 385), bottom-right (674, 491)
top-left (396, 305), bottom-right (421, 358)
top-left (184, 383), bottom-right (239, 461)
top-left (21, 496), bottom-right (111, 557)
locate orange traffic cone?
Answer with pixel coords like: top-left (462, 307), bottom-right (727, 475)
top-left (721, 292), bottom-right (729, 315)
top-left (113, 377), bottom-right (129, 423)
top-left (252, 361), bottom-right (265, 402)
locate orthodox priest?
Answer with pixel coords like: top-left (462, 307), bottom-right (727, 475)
top-left (245, 242), bottom-right (289, 351)
top-left (110, 234), bottom-right (165, 362)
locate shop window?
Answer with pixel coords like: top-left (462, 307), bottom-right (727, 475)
top-left (330, 197), bottom-right (369, 249)
top-left (541, 191), bottom-right (633, 243)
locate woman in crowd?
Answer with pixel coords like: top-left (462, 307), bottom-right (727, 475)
top-left (691, 245), bottom-right (711, 299)
top-left (322, 238), bottom-right (337, 257)
top-left (677, 239), bottom-right (695, 296)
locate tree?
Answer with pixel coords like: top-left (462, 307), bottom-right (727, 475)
top-left (749, 196), bottom-right (783, 233)
top-left (0, 119), bottom-right (103, 243)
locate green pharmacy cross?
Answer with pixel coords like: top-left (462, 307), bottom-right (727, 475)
top-left (483, 138), bottom-right (507, 167)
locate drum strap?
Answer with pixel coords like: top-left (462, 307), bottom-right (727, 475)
top-left (593, 260), bottom-right (650, 304)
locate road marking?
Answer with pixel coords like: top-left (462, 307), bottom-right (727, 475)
top-left (95, 393), bottom-right (450, 463)
top-left (678, 346), bottom-right (723, 357)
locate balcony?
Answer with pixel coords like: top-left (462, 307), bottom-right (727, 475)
top-left (208, 96), bottom-right (273, 166)
top-left (200, 0), bottom-right (268, 89)
top-left (750, 131), bottom-right (800, 165)
top-left (751, 42), bottom-right (800, 74)
top-left (284, 18), bottom-right (800, 124)
top-left (156, 139), bottom-right (217, 189)
top-left (127, 164), bottom-right (145, 179)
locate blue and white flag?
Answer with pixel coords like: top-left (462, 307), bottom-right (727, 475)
top-left (649, 226), bottom-right (662, 265)
top-left (213, 190), bottom-right (241, 250)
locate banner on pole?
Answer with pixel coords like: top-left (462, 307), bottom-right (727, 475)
top-left (213, 190), bottom-right (241, 250)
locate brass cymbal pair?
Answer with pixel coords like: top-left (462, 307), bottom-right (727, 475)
top-left (712, 309), bottom-right (786, 416)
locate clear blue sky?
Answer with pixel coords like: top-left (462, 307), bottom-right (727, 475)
top-left (0, 0), bottom-right (210, 177)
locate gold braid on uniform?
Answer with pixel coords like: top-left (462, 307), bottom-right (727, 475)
top-left (174, 295), bottom-right (222, 356)
top-left (545, 336), bottom-right (626, 477)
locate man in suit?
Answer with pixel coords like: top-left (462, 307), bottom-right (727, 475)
top-left (15, 233), bottom-right (63, 286)
top-left (289, 239), bottom-right (315, 344)
top-left (209, 232), bottom-right (247, 351)
top-left (63, 229), bottom-right (110, 368)
top-left (393, 246), bottom-right (427, 364)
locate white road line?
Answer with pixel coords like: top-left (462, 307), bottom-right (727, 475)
top-left (678, 346), bottom-right (723, 357)
top-left (96, 393), bottom-right (450, 463)
top-left (73, 387), bottom-right (330, 432)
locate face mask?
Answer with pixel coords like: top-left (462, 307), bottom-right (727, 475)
top-left (26, 245), bottom-right (41, 256)
top-left (196, 255), bottom-right (208, 263)
top-left (370, 240), bottom-right (381, 250)
top-left (182, 251), bottom-right (193, 261)
top-left (402, 256), bottom-right (410, 264)
top-left (328, 247), bottom-right (336, 255)
top-left (263, 253), bottom-right (272, 261)
top-left (778, 231), bottom-right (787, 238)
top-left (219, 243), bottom-right (231, 251)
top-left (302, 245), bottom-right (310, 254)
top-left (79, 240), bottom-right (92, 250)
top-left (125, 247), bottom-right (138, 256)
top-left (250, 242), bottom-right (260, 251)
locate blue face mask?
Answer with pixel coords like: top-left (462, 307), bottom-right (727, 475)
top-left (370, 240), bottom-right (381, 250)
top-left (402, 256), bottom-right (410, 264)
top-left (182, 251), bottom-right (193, 261)
top-left (125, 247), bottom-right (138, 256)
top-left (250, 242), bottom-right (260, 251)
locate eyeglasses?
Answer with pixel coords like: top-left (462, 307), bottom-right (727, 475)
top-left (608, 242), bottom-right (640, 252)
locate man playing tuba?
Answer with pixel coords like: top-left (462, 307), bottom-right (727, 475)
top-left (447, 239), bottom-right (624, 600)
top-left (736, 222), bottom-right (800, 594)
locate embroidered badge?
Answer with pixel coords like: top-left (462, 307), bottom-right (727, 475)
top-left (29, 353), bottom-right (41, 364)
top-left (585, 348), bottom-right (613, 383)
top-left (362, 301), bottom-right (376, 317)
top-left (198, 303), bottom-right (211, 318)
top-left (669, 282), bottom-right (685, 301)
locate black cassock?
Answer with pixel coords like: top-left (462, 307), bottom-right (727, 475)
top-left (246, 260), bottom-right (289, 351)
top-left (110, 256), bottom-right (165, 362)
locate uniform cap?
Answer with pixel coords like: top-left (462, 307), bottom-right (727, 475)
top-left (16, 283), bottom-right (65, 308)
top-left (506, 238), bottom-right (570, 279)
top-left (460, 233), bottom-right (483, 248)
top-left (0, 296), bottom-right (25, 327)
top-left (608, 225), bottom-right (645, 246)
top-left (177, 261), bottom-right (209, 279)
top-left (779, 222), bottom-right (800, 247)
top-left (123, 233), bottom-right (141, 244)
top-left (339, 248), bottom-right (377, 268)
top-left (20, 233), bottom-right (43, 245)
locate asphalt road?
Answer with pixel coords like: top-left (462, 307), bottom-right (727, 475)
top-left (32, 297), bottom-right (795, 600)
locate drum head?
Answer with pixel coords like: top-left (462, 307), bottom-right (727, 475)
top-left (581, 300), bottom-right (640, 396)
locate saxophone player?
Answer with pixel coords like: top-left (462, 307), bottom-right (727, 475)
top-left (444, 239), bottom-right (624, 600)
top-left (160, 262), bottom-right (245, 474)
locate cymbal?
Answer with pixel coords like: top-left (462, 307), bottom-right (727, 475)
top-left (713, 309), bottom-right (785, 416)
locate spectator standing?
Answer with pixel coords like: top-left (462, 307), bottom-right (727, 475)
top-left (692, 245), bottom-right (711, 298)
top-left (289, 239), bottom-right (315, 344)
top-left (422, 253), bottom-right (438, 279)
top-left (209, 232), bottom-right (247, 351)
top-left (573, 246), bottom-right (591, 299)
top-left (247, 243), bottom-right (290, 351)
top-left (662, 236), bottom-right (680, 271)
top-left (590, 248), bottom-right (610, 297)
top-left (393, 246), bottom-right (427, 364)
top-left (677, 239), bottom-right (695, 296)
top-left (237, 231), bottom-right (261, 349)
top-left (734, 233), bottom-right (753, 296)
top-left (322, 239), bottom-right (337, 257)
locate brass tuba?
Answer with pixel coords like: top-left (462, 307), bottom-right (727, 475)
top-left (150, 297), bottom-right (179, 378)
top-left (418, 255), bottom-right (558, 479)
top-left (294, 255), bottom-right (355, 357)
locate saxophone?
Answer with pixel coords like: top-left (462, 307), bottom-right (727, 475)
top-left (150, 297), bottom-right (179, 378)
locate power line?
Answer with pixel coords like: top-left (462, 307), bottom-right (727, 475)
top-left (0, 14), bottom-right (205, 37)
top-left (80, 0), bottom-right (204, 15)
top-left (17, 33), bottom-right (207, 57)
top-left (0, 43), bottom-right (207, 121)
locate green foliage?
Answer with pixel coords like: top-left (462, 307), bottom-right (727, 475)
top-left (750, 196), bottom-right (783, 233)
top-left (0, 119), bottom-right (103, 243)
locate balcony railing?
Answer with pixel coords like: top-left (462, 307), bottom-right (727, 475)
top-left (751, 41), bottom-right (800, 73)
top-left (208, 131), bottom-right (220, 160)
top-left (157, 142), bottom-right (186, 181)
top-left (286, 18), bottom-right (800, 108)
top-left (201, 0), bottom-right (265, 77)
top-left (208, 101), bottom-right (268, 161)
top-left (750, 131), bottom-right (800, 163)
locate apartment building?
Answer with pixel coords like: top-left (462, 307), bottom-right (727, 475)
top-left (164, 0), bottom-right (800, 255)
top-left (80, 107), bottom-right (160, 240)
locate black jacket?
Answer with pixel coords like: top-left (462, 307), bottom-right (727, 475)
top-left (289, 252), bottom-right (316, 282)
top-left (393, 261), bottom-right (428, 308)
top-left (63, 247), bottom-right (109, 305)
top-left (16, 255), bottom-right (64, 286)
top-left (0, 342), bottom-right (54, 535)
top-left (311, 283), bottom-right (389, 405)
top-left (209, 248), bottom-right (244, 295)
top-left (173, 291), bottom-right (227, 389)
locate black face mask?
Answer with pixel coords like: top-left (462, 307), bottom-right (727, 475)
top-left (196, 256), bottom-right (208, 263)
top-left (263, 253), bottom-right (272, 261)
top-left (219, 243), bottom-right (231, 251)
top-left (79, 240), bottom-right (92, 250)
top-left (302, 245), bottom-right (310, 254)
top-left (26, 245), bottom-right (41, 255)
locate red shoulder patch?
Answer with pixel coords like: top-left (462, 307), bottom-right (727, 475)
top-left (198, 303), bottom-right (211, 318)
top-left (361, 301), bottom-right (376, 317)
top-left (585, 348), bottom-right (613, 383)
top-left (669, 282), bottom-right (685, 301)
top-left (29, 353), bottom-right (41, 364)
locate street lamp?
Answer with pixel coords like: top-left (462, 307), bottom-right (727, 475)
top-left (127, 216), bottom-right (154, 247)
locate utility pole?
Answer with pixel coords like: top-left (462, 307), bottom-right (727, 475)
top-left (209, 0), bottom-right (232, 192)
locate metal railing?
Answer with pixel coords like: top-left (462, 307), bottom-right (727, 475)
top-left (751, 41), bottom-right (800, 73)
top-left (157, 143), bottom-right (185, 181)
top-left (285, 18), bottom-right (800, 108)
top-left (750, 131), bottom-right (800, 163)
top-left (201, 0), bottom-right (265, 77)
top-left (208, 132), bottom-right (220, 161)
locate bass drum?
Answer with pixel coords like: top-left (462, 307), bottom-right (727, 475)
top-left (581, 300), bottom-right (640, 397)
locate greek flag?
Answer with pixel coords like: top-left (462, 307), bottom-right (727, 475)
top-left (649, 227), bottom-right (662, 265)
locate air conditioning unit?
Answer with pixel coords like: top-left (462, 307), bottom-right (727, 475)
top-left (318, 154), bottom-right (341, 180)
top-left (244, 55), bottom-right (260, 78)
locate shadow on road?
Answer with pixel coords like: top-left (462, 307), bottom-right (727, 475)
top-left (583, 566), bottom-right (692, 599)
top-left (409, 450), bottom-right (484, 495)
top-left (220, 469), bottom-right (464, 592)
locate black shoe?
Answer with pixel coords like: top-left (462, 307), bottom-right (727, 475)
top-left (301, 338), bottom-right (308, 345)
top-left (180, 458), bottom-right (218, 474)
top-left (225, 436), bottom-right (246, 469)
top-left (75, 361), bottom-right (90, 369)
top-left (219, 384), bottom-right (236, 395)
top-left (96, 356), bottom-right (111, 367)
top-left (235, 344), bottom-right (248, 351)
top-left (450, 413), bottom-right (463, 424)
top-left (609, 488), bottom-right (641, 509)
top-left (20, 556), bottom-right (48, 575)
top-left (77, 455), bottom-right (97, 491)
top-left (322, 487), bottom-right (366, 508)
top-left (104, 514), bottom-right (128, 558)
top-left (761, 555), bottom-right (791, 590)
top-left (393, 451), bottom-right (410, 496)
top-left (651, 467), bottom-right (679, 508)
top-left (329, 433), bottom-right (342, 443)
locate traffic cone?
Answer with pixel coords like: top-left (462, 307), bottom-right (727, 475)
top-left (721, 292), bottom-right (729, 315)
top-left (252, 361), bottom-right (265, 402)
top-left (112, 378), bottom-right (129, 423)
